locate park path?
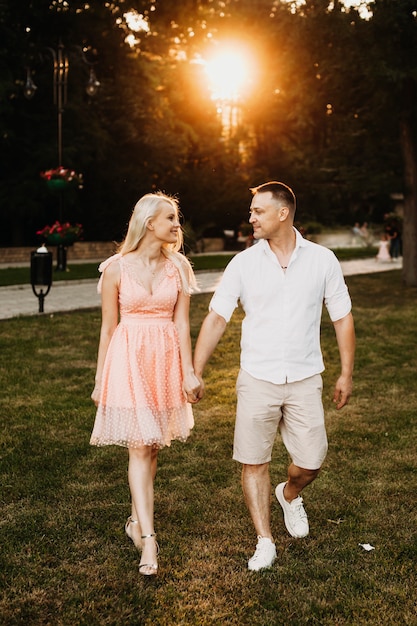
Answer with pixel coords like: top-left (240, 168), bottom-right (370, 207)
top-left (0, 257), bottom-right (402, 320)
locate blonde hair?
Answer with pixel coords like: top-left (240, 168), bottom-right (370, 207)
top-left (118, 192), bottom-right (197, 294)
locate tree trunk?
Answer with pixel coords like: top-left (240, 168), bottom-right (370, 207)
top-left (399, 115), bottom-right (417, 287)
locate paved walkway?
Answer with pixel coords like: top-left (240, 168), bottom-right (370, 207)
top-left (0, 257), bottom-right (402, 320)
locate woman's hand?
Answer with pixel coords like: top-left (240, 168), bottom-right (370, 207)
top-left (91, 382), bottom-right (101, 407)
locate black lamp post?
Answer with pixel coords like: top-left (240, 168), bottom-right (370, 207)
top-left (52, 42), bottom-right (68, 170)
top-left (24, 43), bottom-right (99, 270)
top-left (24, 42), bottom-right (100, 166)
top-left (30, 245), bottom-right (53, 313)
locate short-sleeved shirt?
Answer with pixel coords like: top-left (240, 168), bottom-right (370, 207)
top-left (210, 230), bottom-right (352, 384)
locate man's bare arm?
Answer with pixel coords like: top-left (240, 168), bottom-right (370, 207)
top-left (332, 312), bottom-right (355, 409)
top-left (193, 310), bottom-right (228, 399)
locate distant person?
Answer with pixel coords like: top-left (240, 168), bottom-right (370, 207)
top-left (376, 233), bottom-right (392, 263)
top-left (360, 222), bottom-right (371, 246)
top-left (193, 181), bottom-right (355, 572)
top-left (385, 221), bottom-right (401, 260)
top-left (351, 222), bottom-right (364, 246)
top-left (90, 192), bottom-right (201, 577)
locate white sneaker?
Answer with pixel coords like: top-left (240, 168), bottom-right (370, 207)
top-left (247, 536), bottom-right (276, 571)
top-left (275, 482), bottom-right (309, 538)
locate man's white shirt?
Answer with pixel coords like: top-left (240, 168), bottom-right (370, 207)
top-left (210, 230), bottom-right (352, 384)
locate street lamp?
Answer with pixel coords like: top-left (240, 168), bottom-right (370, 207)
top-left (24, 42), bottom-right (100, 271)
top-left (23, 41), bottom-right (100, 167)
top-left (30, 244), bottom-right (53, 313)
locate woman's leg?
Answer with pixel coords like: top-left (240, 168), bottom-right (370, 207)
top-left (130, 447), bottom-right (158, 522)
top-left (128, 446), bottom-right (159, 572)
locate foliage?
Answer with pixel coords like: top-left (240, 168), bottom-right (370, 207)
top-left (0, 0), bottom-right (416, 276)
top-left (301, 220), bottom-right (323, 235)
top-left (0, 272), bottom-right (417, 623)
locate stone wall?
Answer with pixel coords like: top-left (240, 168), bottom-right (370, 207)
top-left (0, 241), bottom-right (117, 265)
top-left (0, 232), bottom-right (375, 265)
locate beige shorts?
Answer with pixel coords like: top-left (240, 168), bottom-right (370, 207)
top-left (233, 369), bottom-right (328, 469)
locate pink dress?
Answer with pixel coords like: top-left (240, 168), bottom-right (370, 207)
top-left (90, 254), bottom-right (194, 449)
top-left (376, 240), bottom-right (391, 262)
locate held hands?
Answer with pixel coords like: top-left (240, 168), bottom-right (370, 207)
top-left (183, 372), bottom-right (205, 404)
top-left (333, 374), bottom-right (353, 410)
top-left (92, 374), bottom-right (205, 406)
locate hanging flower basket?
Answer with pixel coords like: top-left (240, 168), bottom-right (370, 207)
top-left (46, 232), bottom-right (77, 245)
top-left (46, 178), bottom-right (69, 191)
top-left (40, 166), bottom-right (83, 191)
top-left (36, 221), bottom-right (83, 246)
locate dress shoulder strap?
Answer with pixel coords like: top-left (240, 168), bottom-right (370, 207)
top-left (97, 253), bottom-right (122, 293)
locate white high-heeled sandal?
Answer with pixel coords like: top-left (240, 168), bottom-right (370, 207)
top-left (139, 533), bottom-right (159, 577)
top-left (125, 516), bottom-right (142, 551)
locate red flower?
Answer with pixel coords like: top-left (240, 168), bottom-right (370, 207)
top-left (40, 166), bottom-right (83, 188)
top-left (36, 221), bottom-right (83, 240)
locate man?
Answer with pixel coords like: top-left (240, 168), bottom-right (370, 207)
top-left (193, 181), bottom-right (355, 571)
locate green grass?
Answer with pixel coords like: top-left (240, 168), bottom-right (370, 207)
top-left (1, 271), bottom-right (416, 624)
top-left (0, 254), bottom-right (236, 287)
top-left (0, 262), bottom-right (101, 286)
top-left (331, 245), bottom-right (377, 261)
top-left (0, 248), bottom-right (376, 286)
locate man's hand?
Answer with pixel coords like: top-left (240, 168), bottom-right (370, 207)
top-left (184, 372), bottom-right (204, 404)
top-left (333, 375), bottom-right (353, 410)
top-left (194, 374), bottom-right (205, 401)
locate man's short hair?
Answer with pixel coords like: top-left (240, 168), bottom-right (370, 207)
top-left (250, 181), bottom-right (296, 215)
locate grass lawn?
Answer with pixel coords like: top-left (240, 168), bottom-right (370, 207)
top-left (0, 247), bottom-right (377, 287)
top-left (1, 270), bottom-right (416, 625)
top-left (0, 254), bottom-right (236, 287)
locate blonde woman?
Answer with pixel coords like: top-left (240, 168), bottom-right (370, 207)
top-left (91, 192), bottom-right (200, 577)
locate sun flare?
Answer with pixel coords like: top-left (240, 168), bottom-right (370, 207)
top-left (204, 46), bottom-right (254, 101)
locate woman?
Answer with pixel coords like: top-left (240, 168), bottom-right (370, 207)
top-left (91, 192), bottom-right (200, 577)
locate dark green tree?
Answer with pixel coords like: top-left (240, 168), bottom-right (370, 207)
top-left (0, 0), bottom-right (229, 245)
top-left (2, 0), bottom-right (416, 286)
top-left (362, 0), bottom-right (417, 285)
top-left (239, 0), bottom-right (416, 283)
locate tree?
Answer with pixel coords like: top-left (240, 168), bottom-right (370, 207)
top-left (236, 2), bottom-right (402, 223)
top-left (364, 0), bottom-right (417, 286)
top-left (0, 0), bottom-right (227, 244)
top-left (2, 0), bottom-right (416, 277)
top-left (249, 0), bottom-right (417, 283)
